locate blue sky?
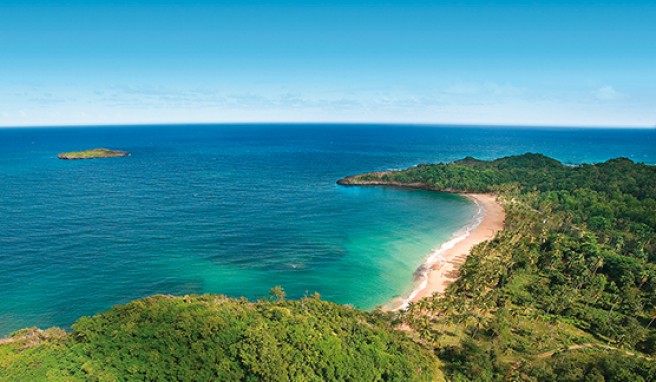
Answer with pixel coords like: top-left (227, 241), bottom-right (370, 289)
top-left (1, 0), bottom-right (655, 127)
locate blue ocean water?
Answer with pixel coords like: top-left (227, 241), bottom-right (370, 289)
top-left (0, 124), bottom-right (654, 336)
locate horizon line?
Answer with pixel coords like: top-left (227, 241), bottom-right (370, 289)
top-left (1, 121), bottom-right (655, 130)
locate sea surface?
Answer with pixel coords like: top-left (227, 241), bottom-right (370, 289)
top-left (0, 124), bottom-right (654, 335)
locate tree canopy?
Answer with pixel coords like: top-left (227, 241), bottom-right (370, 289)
top-left (350, 153), bottom-right (656, 380)
top-left (3, 153), bottom-right (655, 381)
top-left (0, 293), bottom-right (440, 381)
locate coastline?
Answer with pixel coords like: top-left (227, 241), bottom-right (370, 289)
top-left (387, 193), bottom-right (505, 310)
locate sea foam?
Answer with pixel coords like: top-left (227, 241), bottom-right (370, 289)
top-left (392, 197), bottom-right (484, 311)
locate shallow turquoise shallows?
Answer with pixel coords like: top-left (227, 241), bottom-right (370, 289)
top-left (0, 124), bottom-right (654, 335)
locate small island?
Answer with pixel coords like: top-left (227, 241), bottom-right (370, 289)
top-left (57, 148), bottom-right (130, 160)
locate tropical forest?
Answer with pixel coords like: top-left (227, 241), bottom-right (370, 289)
top-left (1, 153), bottom-right (655, 381)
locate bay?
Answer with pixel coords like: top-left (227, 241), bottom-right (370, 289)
top-left (0, 124), bottom-right (654, 335)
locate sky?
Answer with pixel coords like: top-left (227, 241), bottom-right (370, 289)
top-left (1, 0), bottom-right (655, 127)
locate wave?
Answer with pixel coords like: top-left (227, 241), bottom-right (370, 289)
top-left (391, 197), bottom-right (485, 311)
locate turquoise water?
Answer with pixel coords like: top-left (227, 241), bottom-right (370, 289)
top-left (0, 124), bottom-right (654, 335)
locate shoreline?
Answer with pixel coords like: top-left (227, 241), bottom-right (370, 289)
top-left (386, 193), bottom-right (505, 311)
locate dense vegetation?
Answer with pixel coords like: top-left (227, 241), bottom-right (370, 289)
top-left (57, 148), bottom-right (129, 159)
top-left (0, 293), bottom-right (440, 381)
top-left (345, 153), bottom-right (656, 381)
top-left (3, 153), bottom-right (654, 381)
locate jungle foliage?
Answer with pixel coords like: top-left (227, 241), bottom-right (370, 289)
top-left (2, 153), bottom-right (655, 381)
top-left (0, 294), bottom-right (440, 381)
top-left (369, 153), bottom-right (656, 381)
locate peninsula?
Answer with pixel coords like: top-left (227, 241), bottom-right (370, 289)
top-left (57, 148), bottom-right (129, 160)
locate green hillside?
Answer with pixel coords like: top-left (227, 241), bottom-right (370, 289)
top-left (0, 293), bottom-right (440, 381)
top-left (3, 153), bottom-right (655, 381)
top-left (343, 153), bottom-right (656, 380)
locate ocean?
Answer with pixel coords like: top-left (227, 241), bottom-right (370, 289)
top-left (0, 124), bottom-right (654, 335)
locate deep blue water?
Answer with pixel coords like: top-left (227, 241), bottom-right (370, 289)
top-left (0, 124), bottom-right (654, 336)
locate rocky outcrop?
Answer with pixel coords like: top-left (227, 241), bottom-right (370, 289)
top-left (337, 172), bottom-right (438, 191)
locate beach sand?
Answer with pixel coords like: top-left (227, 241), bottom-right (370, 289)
top-left (388, 193), bottom-right (505, 310)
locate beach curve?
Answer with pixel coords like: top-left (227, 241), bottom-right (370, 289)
top-left (388, 193), bottom-right (505, 310)
top-left (338, 173), bottom-right (505, 311)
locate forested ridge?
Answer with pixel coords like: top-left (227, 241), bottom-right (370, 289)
top-left (343, 153), bottom-right (656, 381)
top-left (2, 153), bottom-right (655, 381)
top-left (0, 293), bottom-right (440, 381)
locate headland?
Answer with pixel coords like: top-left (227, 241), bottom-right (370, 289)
top-left (338, 172), bottom-right (505, 310)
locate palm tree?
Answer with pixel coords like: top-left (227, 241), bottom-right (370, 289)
top-left (417, 316), bottom-right (433, 341)
top-left (470, 313), bottom-right (486, 338)
top-left (607, 295), bottom-right (622, 318)
top-left (269, 286), bottom-right (286, 302)
top-left (637, 270), bottom-right (650, 291)
top-left (591, 256), bottom-right (604, 277)
top-left (646, 308), bottom-right (656, 329)
top-left (416, 298), bottom-right (430, 315)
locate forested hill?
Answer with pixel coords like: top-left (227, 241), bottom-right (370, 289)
top-left (341, 153), bottom-right (655, 201)
top-left (340, 153), bottom-right (656, 262)
top-left (0, 294), bottom-right (440, 381)
top-left (2, 153), bottom-right (655, 381)
top-left (342, 153), bottom-right (656, 381)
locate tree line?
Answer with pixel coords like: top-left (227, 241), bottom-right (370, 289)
top-left (369, 153), bottom-right (656, 381)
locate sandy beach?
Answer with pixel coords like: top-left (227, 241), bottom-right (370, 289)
top-left (390, 193), bottom-right (505, 310)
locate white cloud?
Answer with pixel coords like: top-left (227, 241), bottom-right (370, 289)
top-left (594, 85), bottom-right (623, 101)
top-left (443, 82), bottom-right (524, 98)
top-left (0, 82), bottom-right (652, 128)
top-left (444, 83), bottom-right (480, 95)
top-left (483, 82), bottom-right (523, 97)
